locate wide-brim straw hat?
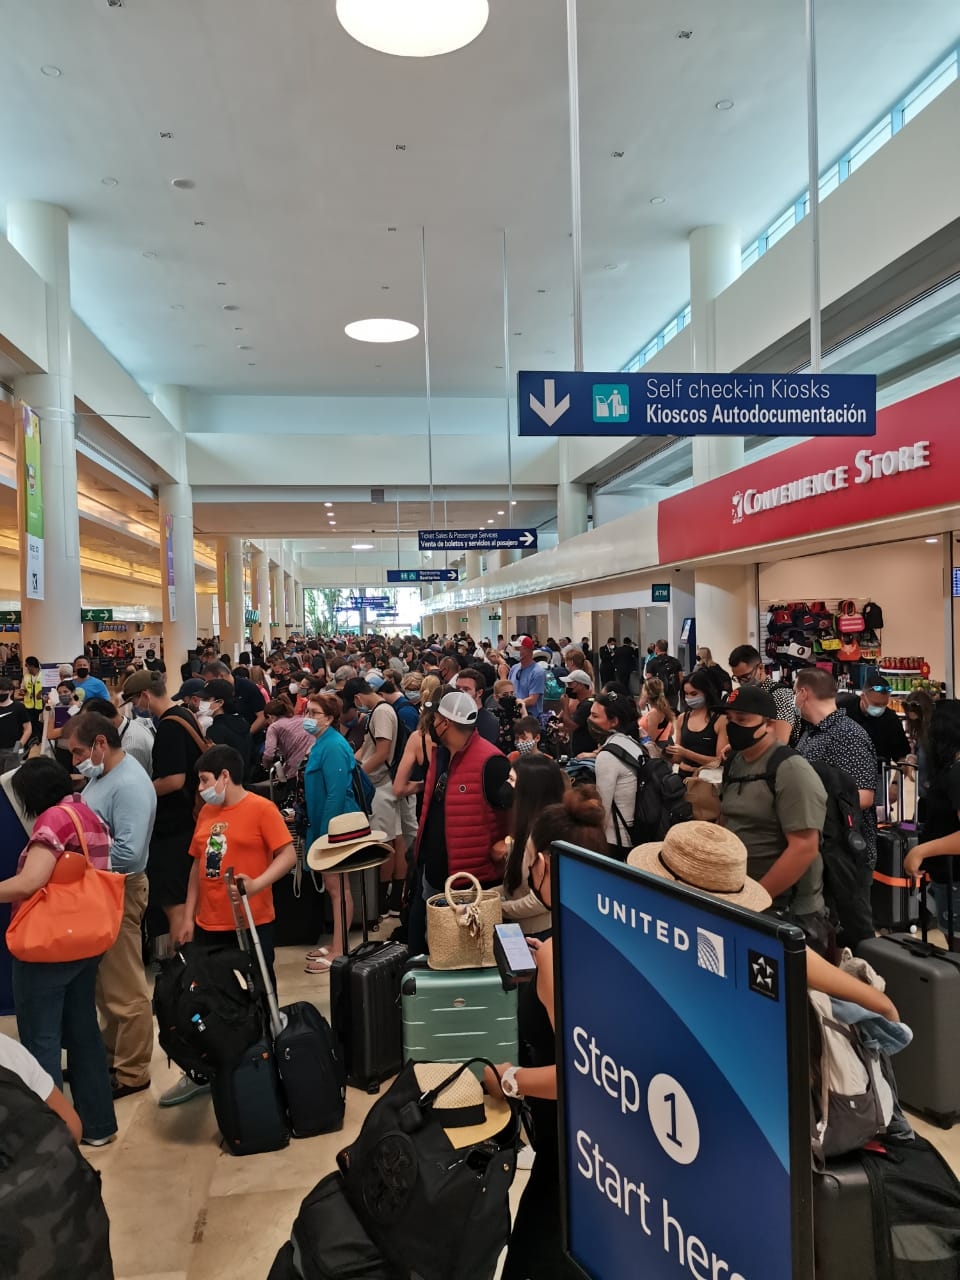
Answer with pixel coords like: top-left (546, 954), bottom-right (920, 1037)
top-left (306, 811), bottom-right (393, 872)
top-left (627, 821), bottom-right (772, 912)
top-left (411, 1062), bottom-right (513, 1149)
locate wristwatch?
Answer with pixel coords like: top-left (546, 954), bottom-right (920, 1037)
top-left (500, 1066), bottom-right (522, 1099)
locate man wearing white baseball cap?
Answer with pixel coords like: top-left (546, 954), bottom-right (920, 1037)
top-left (559, 669), bottom-right (595, 757)
top-left (408, 691), bottom-right (513, 955)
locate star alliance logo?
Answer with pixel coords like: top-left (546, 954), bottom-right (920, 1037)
top-left (748, 950), bottom-right (779, 1001)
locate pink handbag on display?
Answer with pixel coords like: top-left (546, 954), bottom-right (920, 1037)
top-left (837, 600), bottom-right (865, 634)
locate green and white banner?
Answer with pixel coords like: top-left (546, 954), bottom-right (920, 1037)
top-left (20, 403), bottom-right (44, 601)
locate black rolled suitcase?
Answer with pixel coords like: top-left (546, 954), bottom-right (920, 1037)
top-left (330, 940), bottom-right (408, 1092)
top-left (210, 1033), bottom-right (290, 1156)
top-left (813, 1154), bottom-right (878, 1280)
top-left (274, 1000), bottom-right (346, 1137)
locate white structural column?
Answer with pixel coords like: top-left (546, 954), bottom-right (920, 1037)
top-left (154, 385), bottom-right (199, 668)
top-left (557, 438), bottom-right (589, 543)
top-left (216, 537), bottom-right (245, 659)
top-left (252, 548), bottom-right (271, 648)
top-left (8, 201), bottom-right (82, 664)
top-left (689, 225), bottom-right (743, 486)
top-left (465, 552), bottom-right (483, 581)
top-left (692, 565), bottom-right (755, 673)
top-left (270, 552), bottom-right (284, 639)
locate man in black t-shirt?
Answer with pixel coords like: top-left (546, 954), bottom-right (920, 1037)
top-left (838, 681), bottom-right (909, 764)
top-left (201, 662), bottom-right (263, 728)
top-left (559, 670), bottom-right (595, 756)
top-left (0, 678), bottom-right (31, 754)
top-left (646, 640), bottom-right (684, 710)
top-left (123, 670), bottom-right (204, 941)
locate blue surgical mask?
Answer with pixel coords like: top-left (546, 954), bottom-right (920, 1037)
top-left (302, 717), bottom-right (320, 736)
top-left (200, 782), bottom-right (226, 806)
top-left (866, 704), bottom-right (886, 718)
top-left (77, 753), bottom-right (104, 780)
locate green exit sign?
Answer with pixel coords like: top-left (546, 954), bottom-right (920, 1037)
top-left (651, 584), bottom-right (671, 604)
top-left (81, 608), bottom-right (113, 623)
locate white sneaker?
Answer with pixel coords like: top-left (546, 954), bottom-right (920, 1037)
top-left (158, 1074), bottom-right (210, 1108)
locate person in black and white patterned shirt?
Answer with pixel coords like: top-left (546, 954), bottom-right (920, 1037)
top-left (729, 645), bottom-right (799, 745)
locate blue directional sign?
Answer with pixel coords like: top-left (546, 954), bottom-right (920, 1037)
top-left (348, 595), bottom-right (390, 608)
top-left (386, 569), bottom-right (459, 584)
top-left (553, 843), bottom-right (812, 1280)
top-left (518, 370), bottom-right (877, 437)
top-left (418, 528), bottom-right (537, 552)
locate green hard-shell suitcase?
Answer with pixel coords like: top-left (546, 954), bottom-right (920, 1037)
top-left (401, 959), bottom-right (518, 1078)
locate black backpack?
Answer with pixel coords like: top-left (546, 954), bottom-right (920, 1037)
top-left (602, 741), bottom-right (692, 850)
top-left (0, 1064), bottom-right (114, 1280)
top-left (647, 654), bottom-right (683, 703)
top-left (153, 944), bottom-right (263, 1079)
top-left (722, 746), bottom-right (873, 944)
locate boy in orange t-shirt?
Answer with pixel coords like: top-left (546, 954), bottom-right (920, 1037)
top-left (178, 744), bottom-right (296, 985)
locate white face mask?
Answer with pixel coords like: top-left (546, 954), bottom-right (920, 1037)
top-left (200, 779), bottom-right (226, 806)
top-left (289, 682), bottom-right (300, 696)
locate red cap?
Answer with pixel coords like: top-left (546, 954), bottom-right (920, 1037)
top-left (519, 636), bottom-right (535, 650)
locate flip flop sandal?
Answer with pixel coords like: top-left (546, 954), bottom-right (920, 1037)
top-left (304, 947), bottom-right (330, 961)
top-left (304, 958), bottom-right (334, 974)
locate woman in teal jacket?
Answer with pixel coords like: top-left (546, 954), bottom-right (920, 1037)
top-left (302, 692), bottom-right (358, 973)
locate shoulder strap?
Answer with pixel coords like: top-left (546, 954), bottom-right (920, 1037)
top-left (167, 709), bottom-right (207, 754)
top-left (601, 740), bottom-right (645, 774)
top-left (58, 802), bottom-right (91, 863)
top-left (722, 745), bottom-right (795, 795)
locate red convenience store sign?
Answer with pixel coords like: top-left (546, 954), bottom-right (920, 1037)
top-left (657, 377), bottom-right (960, 564)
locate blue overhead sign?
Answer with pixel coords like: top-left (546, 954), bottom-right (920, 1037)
top-left (518, 371), bottom-right (877, 437)
top-left (386, 569), bottom-right (459, 584)
top-left (553, 844), bottom-right (811, 1280)
top-left (348, 595), bottom-right (390, 608)
top-left (418, 528), bottom-right (538, 552)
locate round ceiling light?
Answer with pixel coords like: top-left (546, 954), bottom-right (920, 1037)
top-left (336, 0), bottom-right (489, 57)
top-left (649, 195), bottom-right (667, 205)
top-left (352, 543), bottom-right (374, 550)
top-left (40, 64), bottom-right (62, 77)
top-left (101, 176), bottom-right (119, 187)
top-left (345, 318), bottom-right (419, 343)
top-left (715, 99), bottom-right (735, 111)
top-left (324, 502), bottom-right (333, 508)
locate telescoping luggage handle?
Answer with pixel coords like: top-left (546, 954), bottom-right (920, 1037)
top-left (873, 763), bottom-right (921, 903)
top-left (223, 867), bottom-right (286, 1040)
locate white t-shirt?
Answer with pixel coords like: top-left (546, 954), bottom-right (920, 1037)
top-left (360, 700), bottom-right (399, 788)
top-left (0, 1032), bottom-right (53, 1101)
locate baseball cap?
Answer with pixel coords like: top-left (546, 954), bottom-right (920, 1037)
top-left (436, 691), bottom-right (479, 727)
top-left (864, 679), bottom-right (891, 694)
top-left (718, 685), bottom-right (778, 719)
top-left (560, 670), bottom-right (592, 688)
top-left (365, 670), bottom-right (385, 690)
top-left (174, 678), bottom-right (206, 701)
top-left (518, 636), bottom-right (535, 651)
top-left (122, 669), bottom-right (161, 701)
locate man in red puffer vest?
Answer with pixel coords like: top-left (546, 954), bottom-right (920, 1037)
top-left (408, 691), bottom-right (513, 955)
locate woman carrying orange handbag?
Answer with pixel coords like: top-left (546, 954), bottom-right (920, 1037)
top-left (0, 758), bottom-right (120, 1146)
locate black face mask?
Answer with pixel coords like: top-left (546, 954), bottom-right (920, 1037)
top-left (428, 722), bottom-right (444, 747)
top-left (588, 722), bottom-right (610, 743)
top-left (726, 721), bottom-right (766, 753)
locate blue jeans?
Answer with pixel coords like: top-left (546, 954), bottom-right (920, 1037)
top-left (12, 954), bottom-right (117, 1142)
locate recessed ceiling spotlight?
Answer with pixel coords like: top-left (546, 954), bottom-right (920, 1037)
top-left (324, 502), bottom-right (333, 507)
top-left (715, 99), bottom-right (734, 111)
top-left (336, 0), bottom-right (489, 57)
top-left (171, 178), bottom-right (196, 190)
top-left (222, 304), bottom-right (240, 311)
top-left (513, 331), bottom-right (522, 337)
top-left (142, 250), bottom-right (158, 259)
top-left (194, 220), bottom-right (206, 227)
top-left (40, 65), bottom-right (62, 77)
top-left (510, 500), bottom-right (517, 505)
top-left (925, 536), bottom-right (939, 544)
top-left (381, 284), bottom-right (390, 290)
top-left (602, 263), bottom-right (618, 271)
top-left (487, 519), bottom-right (494, 524)
top-left (101, 176), bottom-right (119, 187)
top-left (395, 143), bottom-right (406, 152)
top-left (676, 29), bottom-right (693, 39)
top-left (494, 364), bottom-right (503, 370)
top-left (233, 326), bottom-right (243, 332)
top-left (387, 226), bottom-right (397, 232)
top-left (345, 318), bottom-right (419, 343)
top-left (352, 543), bottom-right (374, 550)
top-left (497, 510), bottom-right (505, 515)
top-left (247, 362), bottom-right (256, 367)
top-left (159, 130), bottom-right (173, 139)
top-left (237, 344), bottom-right (253, 350)
top-left (329, 521), bottom-right (336, 526)
top-left (217, 280), bottom-right (227, 286)
top-left (537, 288), bottom-right (547, 294)
top-left (611, 150), bottom-right (624, 159)
top-left (649, 195), bottom-right (667, 205)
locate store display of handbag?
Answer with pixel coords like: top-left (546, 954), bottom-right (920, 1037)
top-left (836, 600), bottom-right (866, 634)
top-left (837, 637), bottom-right (862, 663)
top-left (5, 805), bottom-right (124, 964)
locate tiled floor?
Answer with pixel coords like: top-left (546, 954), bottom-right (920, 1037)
top-left (3, 935), bottom-right (960, 1280)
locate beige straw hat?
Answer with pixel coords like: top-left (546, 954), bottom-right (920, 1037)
top-left (306, 811), bottom-right (393, 872)
top-left (627, 821), bottom-right (772, 912)
top-left (411, 1062), bottom-right (513, 1149)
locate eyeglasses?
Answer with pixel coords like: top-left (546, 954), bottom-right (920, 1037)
top-left (733, 666), bottom-right (761, 684)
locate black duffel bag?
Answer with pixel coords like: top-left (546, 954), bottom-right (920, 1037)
top-left (337, 1058), bottom-right (520, 1280)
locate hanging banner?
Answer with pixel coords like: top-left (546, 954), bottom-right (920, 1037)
top-left (20, 404), bottom-right (45, 601)
top-left (164, 513), bottom-right (176, 622)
